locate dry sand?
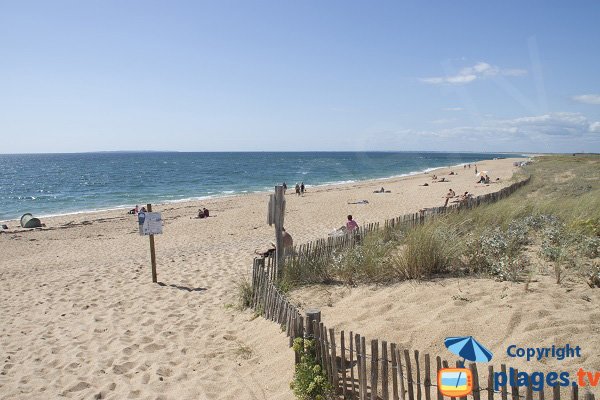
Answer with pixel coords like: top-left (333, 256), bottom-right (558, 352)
top-left (0, 157), bottom-right (557, 400)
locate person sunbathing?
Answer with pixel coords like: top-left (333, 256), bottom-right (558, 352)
top-left (443, 189), bottom-right (455, 207)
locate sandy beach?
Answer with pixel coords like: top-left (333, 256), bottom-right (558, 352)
top-left (0, 157), bottom-right (548, 399)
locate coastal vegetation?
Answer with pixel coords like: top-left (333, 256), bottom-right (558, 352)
top-left (290, 337), bottom-right (332, 400)
top-left (279, 155), bottom-right (600, 289)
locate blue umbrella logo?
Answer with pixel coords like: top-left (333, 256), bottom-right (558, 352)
top-left (444, 336), bottom-right (493, 387)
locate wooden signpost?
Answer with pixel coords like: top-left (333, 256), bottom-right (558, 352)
top-left (138, 203), bottom-right (162, 283)
top-left (267, 186), bottom-right (286, 277)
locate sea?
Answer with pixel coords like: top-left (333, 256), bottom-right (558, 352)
top-left (0, 152), bottom-right (521, 221)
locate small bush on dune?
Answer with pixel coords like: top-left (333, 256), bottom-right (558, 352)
top-left (578, 236), bottom-right (600, 258)
top-left (236, 278), bottom-right (254, 310)
top-left (282, 255), bottom-right (332, 287)
top-left (392, 223), bottom-right (461, 279)
top-left (291, 338), bottom-right (332, 400)
top-left (331, 232), bottom-right (397, 284)
top-left (490, 254), bottom-right (528, 282)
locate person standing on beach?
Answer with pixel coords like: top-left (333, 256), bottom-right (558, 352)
top-left (346, 215), bottom-right (359, 232)
top-left (300, 182), bottom-right (305, 196)
top-left (475, 165), bottom-right (478, 174)
top-left (282, 182), bottom-right (287, 193)
top-left (295, 183), bottom-right (300, 196)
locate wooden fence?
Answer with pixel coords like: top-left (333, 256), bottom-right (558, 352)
top-left (251, 256), bottom-right (304, 346)
top-left (249, 175), bottom-right (596, 399)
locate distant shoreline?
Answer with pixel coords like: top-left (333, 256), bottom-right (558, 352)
top-left (0, 156), bottom-right (527, 225)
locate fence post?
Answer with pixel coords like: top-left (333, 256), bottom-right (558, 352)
top-left (470, 363), bottom-right (481, 400)
top-left (329, 328), bottom-right (339, 392)
top-left (371, 339), bottom-right (379, 400)
top-left (305, 309), bottom-right (321, 338)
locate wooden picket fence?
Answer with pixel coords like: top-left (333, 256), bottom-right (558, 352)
top-left (249, 175), bottom-right (597, 399)
top-left (251, 256), bottom-right (304, 346)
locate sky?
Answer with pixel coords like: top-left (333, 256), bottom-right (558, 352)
top-left (1, 1), bottom-right (599, 153)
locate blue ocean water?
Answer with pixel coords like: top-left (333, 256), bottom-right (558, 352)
top-left (0, 152), bottom-right (519, 221)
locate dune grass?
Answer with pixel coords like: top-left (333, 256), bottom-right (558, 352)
top-left (280, 155), bottom-right (600, 289)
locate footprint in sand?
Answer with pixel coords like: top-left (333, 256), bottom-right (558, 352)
top-left (156, 366), bottom-right (173, 377)
top-left (63, 381), bottom-right (91, 393)
top-left (122, 344), bottom-right (139, 355)
top-left (143, 343), bottom-right (166, 353)
top-left (112, 361), bottom-right (135, 375)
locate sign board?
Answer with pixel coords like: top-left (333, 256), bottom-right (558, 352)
top-left (138, 212), bottom-right (163, 236)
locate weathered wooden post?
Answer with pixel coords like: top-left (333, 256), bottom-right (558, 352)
top-left (267, 185), bottom-right (286, 278)
top-left (305, 309), bottom-right (321, 338)
top-left (147, 204), bottom-right (158, 283)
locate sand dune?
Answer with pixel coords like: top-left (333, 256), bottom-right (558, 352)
top-left (1, 158), bottom-right (525, 399)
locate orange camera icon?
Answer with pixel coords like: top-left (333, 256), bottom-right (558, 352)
top-left (438, 368), bottom-right (473, 397)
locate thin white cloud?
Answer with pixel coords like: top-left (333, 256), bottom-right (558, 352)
top-left (430, 118), bottom-right (456, 125)
top-left (362, 112), bottom-right (600, 152)
top-left (572, 94), bottom-right (600, 105)
top-left (443, 107), bottom-right (464, 111)
top-left (421, 61), bottom-right (527, 85)
top-left (434, 112), bottom-right (600, 139)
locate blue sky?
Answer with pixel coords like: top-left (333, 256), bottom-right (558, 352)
top-left (1, 1), bottom-right (599, 153)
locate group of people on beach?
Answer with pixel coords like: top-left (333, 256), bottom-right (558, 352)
top-left (197, 207), bottom-right (210, 219)
top-left (443, 188), bottom-right (474, 207)
top-left (282, 182), bottom-right (306, 196)
top-left (477, 175), bottom-right (491, 184)
top-left (127, 205), bottom-right (146, 215)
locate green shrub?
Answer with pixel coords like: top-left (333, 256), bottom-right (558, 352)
top-left (392, 222), bottom-right (460, 279)
top-left (235, 278), bottom-right (254, 310)
top-left (281, 254), bottom-right (333, 287)
top-left (489, 254), bottom-right (528, 282)
top-left (330, 232), bottom-right (397, 284)
top-left (578, 235), bottom-right (600, 258)
top-left (291, 338), bottom-right (333, 400)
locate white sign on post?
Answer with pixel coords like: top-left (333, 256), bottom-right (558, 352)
top-left (139, 212), bottom-right (163, 236)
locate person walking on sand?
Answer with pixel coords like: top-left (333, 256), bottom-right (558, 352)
top-left (300, 182), bottom-right (305, 196)
top-left (295, 183), bottom-right (300, 196)
top-left (346, 215), bottom-right (359, 232)
top-left (282, 182), bottom-right (287, 193)
top-left (475, 165), bottom-right (478, 174)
